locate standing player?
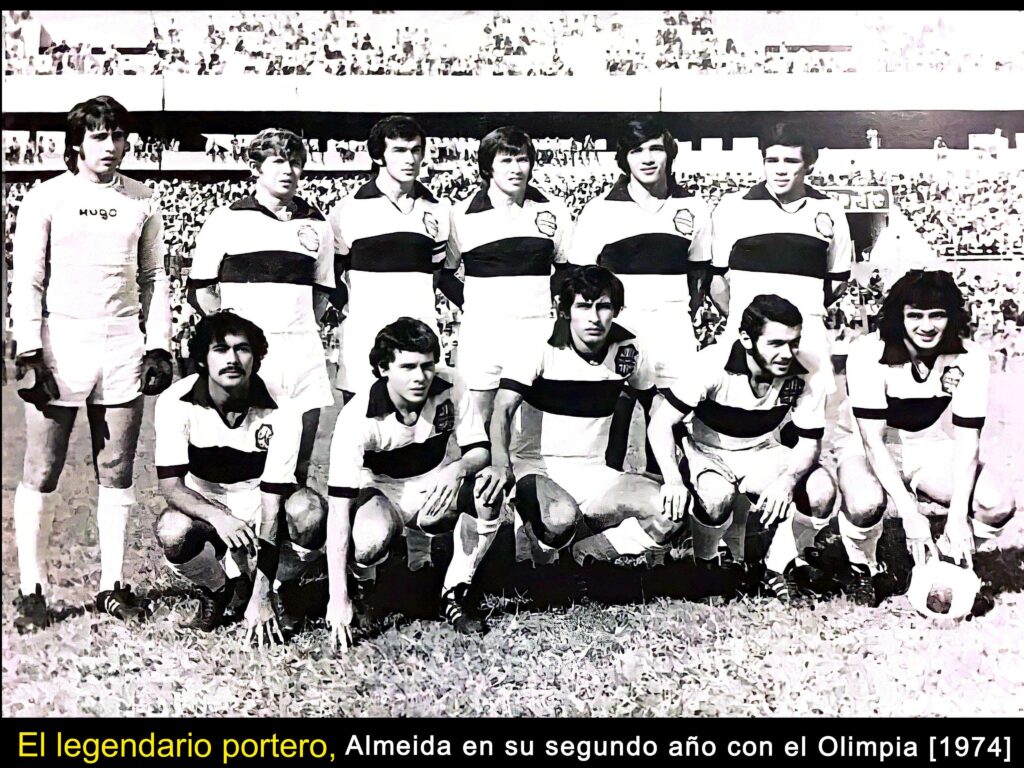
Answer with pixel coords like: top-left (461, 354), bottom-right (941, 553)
top-left (648, 294), bottom-right (836, 602)
top-left (568, 118), bottom-right (712, 469)
top-left (154, 312), bottom-right (327, 641)
top-left (478, 266), bottom-right (690, 571)
top-left (445, 125), bottom-right (573, 426)
top-left (11, 95), bottom-right (173, 631)
top-left (836, 270), bottom-right (1016, 606)
top-left (325, 318), bottom-right (501, 651)
top-left (328, 115), bottom-right (453, 398)
top-left (710, 122), bottom-right (851, 375)
top-left (188, 128), bottom-right (335, 485)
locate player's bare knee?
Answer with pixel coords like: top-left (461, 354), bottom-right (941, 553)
top-left (695, 473), bottom-right (735, 525)
top-left (351, 511), bottom-right (395, 565)
top-left (972, 483), bottom-right (1015, 526)
top-left (284, 487), bottom-right (328, 550)
top-left (801, 468), bottom-right (837, 519)
top-left (155, 510), bottom-right (206, 562)
top-left (842, 483), bottom-right (887, 527)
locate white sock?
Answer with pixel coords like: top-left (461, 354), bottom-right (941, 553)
top-left (763, 515), bottom-right (799, 574)
top-left (723, 499), bottom-right (750, 561)
top-left (971, 514), bottom-right (1011, 550)
top-left (839, 513), bottom-right (883, 570)
top-left (96, 485), bottom-right (135, 592)
top-left (443, 514), bottom-right (501, 593)
top-left (601, 516), bottom-right (664, 557)
top-left (792, 510), bottom-right (830, 556)
top-left (692, 513), bottom-right (732, 560)
top-left (15, 484), bottom-right (55, 595)
top-left (166, 541), bottom-right (226, 592)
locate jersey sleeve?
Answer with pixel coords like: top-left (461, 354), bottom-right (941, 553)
top-left (188, 208), bottom-right (226, 287)
top-left (790, 369), bottom-right (828, 439)
top-left (313, 218), bottom-right (336, 292)
top-left (260, 407), bottom-right (303, 493)
top-left (139, 195), bottom-right (172, 351)
top-left (10, 185), bottom-right (52, 351)
top-left (566, 199), bottom-right (602, 266)
top-left (846, 338), bottom-right (888, 420)
top-left (710, 196), bottom-right (737, 276)
top-left (552, 200), bottom-right (574, 265)
top-left (950, 346), bottom-right (990, 430)
top-left (429, 201), bottom-right (450, 271)
top-left (826, 200), bottom-right (853, 281)
top-left (327, 401), bottom-right (374, 498)
top-left (154, 389), bottom-right (191, 479)
top-left (627, 341), bottom-right (657, 392)
top-left (498, 340), bottom-right (545, 396)
top-left (452, 376), bottom-right (489, 454)
top-left (328, 199), bottom-right (352, 257)
top-left (662, 347), bottom-right (715, 414)
top-left (444, 204), bottom-right (463, 270)
top-left (686, 194), bottom-right (713, 264)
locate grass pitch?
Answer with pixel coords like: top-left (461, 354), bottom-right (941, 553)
top-left (3, 364), bottom-right (1022, 717)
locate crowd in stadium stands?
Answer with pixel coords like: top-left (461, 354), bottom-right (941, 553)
top-left (5, 158), bottom-right (1023, 369)
top-left (4, 133), bottom-right (169, 164)
top-left (4, 10), bottom-right (1020, 77)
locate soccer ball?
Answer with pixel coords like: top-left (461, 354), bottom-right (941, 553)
top-left (906, 558), bottom-right (981, 621)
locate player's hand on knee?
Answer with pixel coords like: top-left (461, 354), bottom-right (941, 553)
top-left (211, 513), bottom-right (257, 555)
top-left (660, 482), bottom-right (691, 521)
top-left (242, 589), bottom-right (284, 649)
top-left (325, 594), bottom-right (354, 655)
top-left (476, 466), bottom-right (514, 507)
top-left (15, 350), bottom-right (60, 410)
top-left (141, 349), bottom-right (174, 395)
top-left (757, 479), bottom-right (796, 526)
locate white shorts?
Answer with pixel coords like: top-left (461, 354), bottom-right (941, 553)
top-left (41, 316), bottom-right (144, 407)
top-left (338, 313), bottom-right (439, 394)
top-left (458, 314), bottom-right (553, 390)
top-left (683, 438), bottom-right (792, 497)
top-left (511, 455), bottom-right (624, 516)
top-left (261, 330), bottom-right (334, 411)
top-left (185, 475), bottom-right (262, 531)
top-left (364, 464), bottom-right (467, 528)
top-left (617, 305), bottom-right (696, 389)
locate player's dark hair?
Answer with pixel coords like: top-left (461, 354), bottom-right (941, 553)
top-left (478, 126), bottom-right (536, 183)
top-left (556, 265), bottom-right (625, 316)
top-left (877, 269), bottom-right (969, 359)
top-left (247, 128), bottom-right (307, 167)
top-left (190, 311), bottom-right (269, 375)
top-left (761, 122), bottom-right (818, 168)
top-left (615, 117), bottom-right (677, 177)
top-left (739, 294), bottom-right (804, 342)
top-left (64, 95), bottom-right (129, 172)
top-left (367, 115), bottom-right (425, 165)
top-left (369, 317), bottom-right (440, 378)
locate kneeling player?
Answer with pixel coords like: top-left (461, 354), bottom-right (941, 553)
top-left (477, 265), bottom-right (687, 574)
top-left (154, 312), bottom-right (327, 643)
top-left (837, 270), bottom-right (1016, 605)
top-left (649, 294), bottom-right (837, 603)
top-left (325, 318), bottom-right (501, 651)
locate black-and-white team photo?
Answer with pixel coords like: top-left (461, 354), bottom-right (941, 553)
top-left (2, 9), bottom-right (1023, 721)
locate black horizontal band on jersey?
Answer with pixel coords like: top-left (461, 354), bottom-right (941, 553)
top-left (328, 486), bottom-right (358, 499)
top-left (952, 414), bottom-right (985, 430)
top-left (793, 425), bottom-right (825, 440)
top-left (260, 481), bottom-right (296, 496)
top-left (256, 539), bottom-right (279, 579)
top-left (660, 387), bottom-right (694, 416)
top-left (852, 406), bottom-right (887, 420)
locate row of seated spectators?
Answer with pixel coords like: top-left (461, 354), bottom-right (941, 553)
top-left (3, 133), bottom-right (169, 165)
top-left (5, 10), bottom-right (1021, 77)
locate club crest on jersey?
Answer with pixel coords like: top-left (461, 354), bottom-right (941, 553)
top-left (940, 365), bottom-right (964, 395)
top-left (673, 208), bottom-right (695, 237)
top-left (535, 211), bottom-right (557, 237)
top-left (614, 344), bottom-right (639, 377)
top-left (433, 399), bottom-right (455, 432)
top-left (297, 225), bottom-right (320, 253)
top-left (815, 212), bottom-right (834, 239)
top-left (778, 377), bottom-right (805, 406)
top-left (423, 212), bottom-right (439, 239)
top-left (255, 424), bottom-right (274, 451)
